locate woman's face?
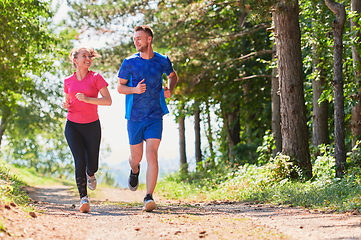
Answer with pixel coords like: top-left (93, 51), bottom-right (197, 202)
top-left (73, 49), bottom-right (93, 69)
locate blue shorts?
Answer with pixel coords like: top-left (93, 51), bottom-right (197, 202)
top-left (127, 118), bottom-right (163, 145)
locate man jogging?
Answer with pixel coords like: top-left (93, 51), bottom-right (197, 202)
top-left (117, 25), bottom-right (178, 212)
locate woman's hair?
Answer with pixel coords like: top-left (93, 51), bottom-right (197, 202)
top-left (69, 47), bottom-right (101, 68)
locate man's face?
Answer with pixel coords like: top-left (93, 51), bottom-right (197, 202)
top-left (133, 30), bottom-right (151, 52)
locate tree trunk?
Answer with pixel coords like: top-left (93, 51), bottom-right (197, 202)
top-left (274, 0), bottom-right (312, 179)
top-left (312, 56), bottom-right (329, 147)
top-left (205, 101), bottom-right (215, 167)
top-left (351, 0), bottom-right (361, 148)
top-left (194, 102), bottom-right (202, 169)
top-left (271, 43), bottom-right (282, 156)
top-left (178, 115), bottom-right (188, 174)
top-left (223, 106), bottom-right (241, 164)
top-left (325, 0), bottom-right (346, 178)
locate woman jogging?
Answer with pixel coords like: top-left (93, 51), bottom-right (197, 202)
top-left (62, 47), bottom-right (112, 213)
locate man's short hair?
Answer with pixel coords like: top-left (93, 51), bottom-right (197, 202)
top-left (134, 25), bottom-right (154, 38)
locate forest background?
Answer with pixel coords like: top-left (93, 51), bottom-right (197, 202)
top-left (2, 0), bottom-right (361, 211)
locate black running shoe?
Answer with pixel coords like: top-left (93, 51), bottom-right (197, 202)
top-left (143, 193), bottom-right (156, 212)
top-left (128, 165), bottom-right (140, 191)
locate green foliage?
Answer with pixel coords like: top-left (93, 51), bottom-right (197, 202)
top-left (0, 0), bottom-right (76, 177)
top-left (158, 161), bottom-right (232, 200)
top-left (256, 130), bottom-right (276, 164)
top-left (0, 2), bottom-right (58, 139)
top-left (0, 162), bottom-right (30, 206)
top-left (312, 144), bottom-right (336, 180)
top-left (158, 146), bottom-right (361, 212)
top-left (268, 154), bottom-right (304, 181)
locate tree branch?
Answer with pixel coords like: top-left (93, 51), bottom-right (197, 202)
top-left (234, 74), bottom-right (272, 81)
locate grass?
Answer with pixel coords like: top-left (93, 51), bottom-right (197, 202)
top-left (2, 148), bottom-right (361, 214)
top-left (0, 160), bottom-right (77, 207)
top-left (0, 163), bottom-right (31, 206)
top-left (157, 154), bottom-right (361, 213)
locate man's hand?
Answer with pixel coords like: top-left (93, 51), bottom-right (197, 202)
top-left (134, 79), bottom-right (146, 94)
top-left (164, 87), bottom-right (171, 98)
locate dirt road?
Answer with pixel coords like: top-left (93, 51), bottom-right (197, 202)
top-left (1, 186), bottom-right (361, 239)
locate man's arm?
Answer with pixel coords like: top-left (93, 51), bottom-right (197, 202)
top-left (164, 71), bottom-right (178, 98)
top-left (117, 78), bottom-right (146, 95)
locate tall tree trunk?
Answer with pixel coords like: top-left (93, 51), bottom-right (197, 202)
top-left (312, 56), bottom-right (329, 147)
top-left (243, 80), bottom-right (253, 145)
top-left (194, 102), bottom-right (202, 169)
top-left (325, 0), bottom-right (346, 178)
top-left (274, 0), bottom-right (312, 179)
top-left (223, 106), bottom-right (241, 164)
top-left (271, 43), bottom-right (282, 156)
top-left (351, 0), bottom-right (361, 148)
top-left (205, 101), bottom-right (215, 167)
top-left (178, 115), bottom-right (188, 174)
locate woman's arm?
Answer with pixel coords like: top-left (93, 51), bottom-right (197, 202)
top-left (76, 86), bottom-right (112, 106)
top-left (62, 93), bottom-right (70, 109)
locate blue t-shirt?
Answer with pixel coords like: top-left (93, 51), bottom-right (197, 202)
top-left (117, 52), bottom-right (174, 122)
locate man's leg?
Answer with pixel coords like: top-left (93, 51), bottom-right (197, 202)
top-left (145, 138), bottom-right (161, 195)
top-left (129, 142), bottom-right (143, 174)
top-left (128, 142), bottom-right (143, 191)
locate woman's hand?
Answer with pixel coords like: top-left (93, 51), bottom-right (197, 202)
top-left (75, 92), bottom-right (89, 102)
top-left (62, 100), bottom-right (70, 109)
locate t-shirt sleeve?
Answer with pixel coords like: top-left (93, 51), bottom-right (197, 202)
top-left (164, 56), bottom-right (175, 76)
top-left (94, 73), bottom-right (109, 90)
top-left (64, 81), bottom-right (68, 94)
top-left (117, 59), bottom-right (130, 80)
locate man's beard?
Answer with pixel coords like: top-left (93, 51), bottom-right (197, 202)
top-left (136, 45), bottom-right (148, 52)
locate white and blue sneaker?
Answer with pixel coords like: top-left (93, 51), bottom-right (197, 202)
top-left (79, 196), bottom-right (90, 213)
top-left (86, 171), bottom-right (97, 190)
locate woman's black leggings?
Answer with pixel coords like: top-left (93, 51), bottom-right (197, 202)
top-left (65, 120), bottom-right (101, 199)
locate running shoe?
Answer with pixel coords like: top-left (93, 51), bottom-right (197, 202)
top-left (79, 196), bottom-right (90, 213)
top-left (128, 165), bottom-right (140, 191)
top-left (143, 193), bottom-right (156, 212)
top-left (86, 171), bottom-right (97, 190)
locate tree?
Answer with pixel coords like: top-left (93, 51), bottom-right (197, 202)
top-left (0, 0), bottom-right (76, 177)
top-left (193, 101), bottom-right (202, 168)
top-left (177, 102), bottom-right (188, 174)
top-left (325, 0), bottom-right (346, 178)
top-left (303, 1), bottom-right (331, 147)
top-left (271, 43), bottom-right (282, 156)
top-left (350, 0), bottom-right (361, 148)
top-left (0, 0), bottom-right (61, 146)
top-left (273, 0), bottom-right (312, 178)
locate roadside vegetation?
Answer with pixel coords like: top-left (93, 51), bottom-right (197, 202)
top-left (0, 162), bottom-right (30, 207)
top-left (157, 143), bottom-right (361, 213)
top-left (2, 141), bottom-right (361, 217)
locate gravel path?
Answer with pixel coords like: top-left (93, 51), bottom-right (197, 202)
top-left (1, 186), bottom-right (360, 239)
